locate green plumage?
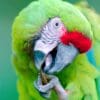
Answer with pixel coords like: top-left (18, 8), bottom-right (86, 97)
top-left (12, 0), bottom-right (100, 100)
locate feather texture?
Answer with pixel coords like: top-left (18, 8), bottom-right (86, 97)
top-left (12, 0), bottom-right (100, 99)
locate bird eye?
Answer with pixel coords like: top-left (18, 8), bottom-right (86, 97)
top-left (55, 22), bottom-right (59, 26)
top-left (54, 22), bottom-right (60, 29)
top-left (50, 18), bottom-right (62, 29)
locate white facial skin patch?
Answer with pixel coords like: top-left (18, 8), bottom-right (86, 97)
top-left (34, 17), bottom-right (67, 55)
top-left (34, 39), bottom-right (58, 55)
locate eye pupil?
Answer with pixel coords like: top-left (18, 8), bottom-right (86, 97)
top-left (55, 23), bottom-right (59, 26)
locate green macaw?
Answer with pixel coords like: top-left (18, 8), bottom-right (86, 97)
top-left (12, 0), bottom-right (100, 100)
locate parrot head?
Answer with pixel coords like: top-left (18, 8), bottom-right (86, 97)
top-left (33, 16), bottom-right (92, 74)
top-left (34, 17), bottom-right (68, 72)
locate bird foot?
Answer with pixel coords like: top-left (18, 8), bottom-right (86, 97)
top-left (34, 75), bottom-right (59, 98)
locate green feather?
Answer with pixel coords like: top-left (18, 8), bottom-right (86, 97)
top-left (76, 1), bottom-right (100, 98)
top-left (12, 0), bottom-right (100, 99)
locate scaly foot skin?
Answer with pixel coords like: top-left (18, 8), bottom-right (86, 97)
top-left (34, 75), bottom-right (68, 99)
top-left (34, 75), bottom-right (58, 98)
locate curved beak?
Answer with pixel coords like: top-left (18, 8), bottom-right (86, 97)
top-left (34, 39), bottom-right (58, 70)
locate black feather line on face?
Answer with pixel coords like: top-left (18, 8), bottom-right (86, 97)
top-left (46, 18), bottom-right (51, 24)
top-left (46, 16), bottom-right (60, 24)
top-left (32, 35), bottom-right (41, 48)
top-left (48, 17), bottom-right (51, 20)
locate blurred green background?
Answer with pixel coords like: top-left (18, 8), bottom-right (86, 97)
top-left (0, 0), bottom-right (100, 100)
